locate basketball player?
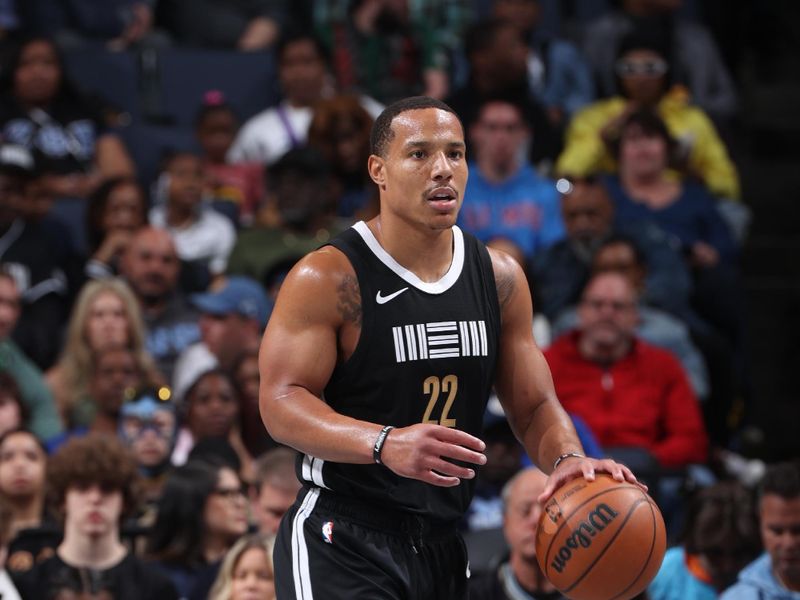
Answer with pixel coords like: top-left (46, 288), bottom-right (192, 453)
top-left (259, 96), bottom-right (640, 599)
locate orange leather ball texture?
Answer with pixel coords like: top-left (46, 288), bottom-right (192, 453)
top-left (535, 474), bottom-right (666, 600)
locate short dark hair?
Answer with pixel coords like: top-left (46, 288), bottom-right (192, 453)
top-left (759, 460), bottom-right (800, 501)
top-left (47, 433), bottom-right (140, 521)
top-left (607, 109), bottom-right (679, 165)
top-left (268, 147), bottom-right (331, 187)
top-left (370, 96), bottom-right (462, 158)
top-left (596, 233), bottom-right (647, 268)
top-left (682, 481), bottom-right (761, 559)
top-left (463, 18), bottom-right (521, 61)
top-left (470, 92), bottom-right (535, 129)
top-left (275, 29), bottom-right (329, 67)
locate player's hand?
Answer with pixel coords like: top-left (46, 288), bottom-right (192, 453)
top-left (379, 424), bottom-right (487, 487)
top-left (537, 456), bottom-right (645, 504)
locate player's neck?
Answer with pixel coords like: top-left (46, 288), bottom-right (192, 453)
top-left (367, 216), bottom-right (454, 283)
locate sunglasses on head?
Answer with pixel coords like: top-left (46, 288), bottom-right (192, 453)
top-left (615, 59), bottom-right (668, 77)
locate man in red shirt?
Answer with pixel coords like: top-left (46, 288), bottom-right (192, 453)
top-left (544, 270), bottom-right (707, 475)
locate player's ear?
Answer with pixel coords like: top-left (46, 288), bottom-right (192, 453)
top-left (368, 155), bottom-right (387, 189)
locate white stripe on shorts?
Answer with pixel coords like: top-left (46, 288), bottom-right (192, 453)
top-left (291, 487), bottom-right (320, 599)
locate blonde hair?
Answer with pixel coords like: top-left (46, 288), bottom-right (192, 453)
top-left (208, 533), bottom-right (276, 600)
top-left (55, 278), bottom-right (161, 416)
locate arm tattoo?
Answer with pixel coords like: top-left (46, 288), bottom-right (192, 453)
top-left (495, 269), bottom-right (516, 311)
top-left (337, 275), bottom-right (362, 326)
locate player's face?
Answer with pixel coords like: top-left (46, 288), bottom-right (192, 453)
top-left (503, 470), bottom-right (548, 562)
top-left (372, 108), bottom-right (467, 230)
top-left (760, 494), bottom-right (800, 585)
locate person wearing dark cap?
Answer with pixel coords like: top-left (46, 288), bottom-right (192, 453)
top-left (556, 32), bottom-right (740, 202)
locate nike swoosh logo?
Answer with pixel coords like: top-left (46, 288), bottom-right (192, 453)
top-left (375, 287), bottom-right (409, 304)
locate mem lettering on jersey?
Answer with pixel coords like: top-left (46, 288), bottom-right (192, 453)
top-left (391, 320), bottom-right (488, 363)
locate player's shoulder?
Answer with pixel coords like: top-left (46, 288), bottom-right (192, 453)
top-left (280, 244), bottom-right (356, 296)
top-left (486, 246), bottom-right (528, 312)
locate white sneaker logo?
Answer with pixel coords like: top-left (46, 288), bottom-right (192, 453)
top-left (376, 287), bottom-right (409, 304)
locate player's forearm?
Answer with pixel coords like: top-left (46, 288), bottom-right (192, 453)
top-left (260, 385), bottom-right (383, 464)
top-left (521, 398), bottom-right (584, 475)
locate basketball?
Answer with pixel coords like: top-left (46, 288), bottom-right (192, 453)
top-left (535, 474), bottom-right (666, 600)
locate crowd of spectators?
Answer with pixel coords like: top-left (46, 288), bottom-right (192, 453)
top-left (0, 1), bottom-right (796, 599)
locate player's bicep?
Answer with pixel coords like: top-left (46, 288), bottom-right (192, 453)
top-left (490, 250), bottom-right (558, 432)
top-left (259, 256), bottom-right (342, 403)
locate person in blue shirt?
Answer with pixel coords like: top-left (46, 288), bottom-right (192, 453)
top-left (721, 460), bottom-right (800, 600)
top-left (458, 95), bottom-right (565, 267)
top-left (649, 481), bottom-right (761, 600)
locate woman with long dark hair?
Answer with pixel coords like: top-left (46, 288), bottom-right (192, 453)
top-left (146, 460), bottom-right (249, 599)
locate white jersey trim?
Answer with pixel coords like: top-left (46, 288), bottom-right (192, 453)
top-left (292, 487), bottom-right (320, 599)
top-left (352, 221), bottom-right (465, 295)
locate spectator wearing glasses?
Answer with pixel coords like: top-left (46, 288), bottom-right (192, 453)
top-left (146, 460), bottom-right (249, 600)
top-left (551, 234), bottom-right (709, 401)
top-left (543, 270), bottom-right (707, 482)
top-left (556, 33), bottom-right (740, 202)
top-left (582, 0), bottom-right (738, 121)
top-left (12, 434), bottom-right (178, 599)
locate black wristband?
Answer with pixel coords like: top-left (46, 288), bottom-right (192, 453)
top-left (373, 425), bottom-right (395, 465)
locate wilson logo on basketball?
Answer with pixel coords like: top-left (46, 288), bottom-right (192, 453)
top-left (550, 503), bottom-right (619, 574)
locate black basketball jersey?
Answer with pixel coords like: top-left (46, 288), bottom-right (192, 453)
top-left (297, 221), bottom-right (501, 523)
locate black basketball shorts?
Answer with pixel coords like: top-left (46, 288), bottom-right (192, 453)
top-left (274, 487), bottom-right (470, 599)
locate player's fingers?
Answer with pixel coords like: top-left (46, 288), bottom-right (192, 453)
top-left (427, 457), bottom-right (476, 480)
top-left (580, 461), bottom-right (596, 481)
top-left (537, 478), bottom-right (560, 504)
top-left (421, 470), bottom-right (461, 487)
top-left (433, 426), bottom-right (486, 452)
top-left (434, 442), bottom-right (486, 466)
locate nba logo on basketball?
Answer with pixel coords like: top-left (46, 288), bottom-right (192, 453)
top-left (322, 521), bottom-right (334, 544)
top-left (544, 499), bottom-right (562, 524)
